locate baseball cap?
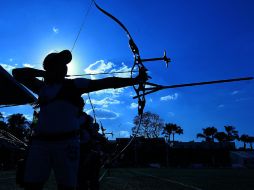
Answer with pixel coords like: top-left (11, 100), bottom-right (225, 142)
top-left (43, 50), bottom-right (72, 70)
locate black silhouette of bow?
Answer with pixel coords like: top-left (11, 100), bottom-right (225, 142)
top-left (93, 1), bottom-right (170, 116)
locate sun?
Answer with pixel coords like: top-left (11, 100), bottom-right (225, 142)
top-left (67, 53), bottom-right (87, 76)
top-left (67, 60), bottom-right (79, 75)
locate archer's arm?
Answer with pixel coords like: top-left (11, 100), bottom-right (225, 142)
top-left (12, 68), bottom-right (45, 94)
top-left (75, 76), bottom-right (141, 94)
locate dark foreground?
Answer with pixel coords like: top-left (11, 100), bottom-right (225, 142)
top-left (1, 168), bottom-right (254, 190)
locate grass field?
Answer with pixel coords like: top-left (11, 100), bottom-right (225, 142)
top-left (1, 168), bottom-right (254, 190)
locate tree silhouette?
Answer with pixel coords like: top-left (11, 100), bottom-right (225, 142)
top-left (132, 111), bottom-right (164, 138)
top-left (7, 113), bottom-right (30, 140)
top-left (197, 126), bottom-right (218, 142)
top-left (0, 112), bottom-right (4, 121)
top-left (0, 121), bottom-right (8, 131)
top-left (214, 132), bottom-right (227, 142)
top-left (0, 112), bottom-right (8, 131)
top-left (175, 126), bottom-right (184, 142)
top-left (0, 121), bottom-right (7, 130)
top-left (249, 137), bottom-right (254, 150)
top-left (240, 134), bottom-right (249, 150)
top-left (224, 126), bottom-right (239, 142)
top-left (162, 123), bottom-right (183, 142)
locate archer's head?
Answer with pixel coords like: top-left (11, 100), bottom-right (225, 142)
top-left (43, 50), bottom-right (72, 83)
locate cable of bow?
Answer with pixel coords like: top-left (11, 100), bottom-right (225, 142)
top-left (70, 0), bottom-right (98, 123)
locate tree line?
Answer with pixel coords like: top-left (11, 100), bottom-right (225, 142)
top-left (0, 112), bottom-right (31, 142)
top-left (1, 111), bottom-right (254, 150)
top-left (131, 111), bottom-right (254, 150)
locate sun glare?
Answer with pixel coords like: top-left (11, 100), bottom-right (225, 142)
top-left (39, 48), bottom-right (85, 76)
top-left (67, 53), bottom-right (88, 76)
top-left (67, 59), bottom-right (79, 75)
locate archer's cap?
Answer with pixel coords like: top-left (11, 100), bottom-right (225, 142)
top-left (43, 50), bottom-right (72, 70)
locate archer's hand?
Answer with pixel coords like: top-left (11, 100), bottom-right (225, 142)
top-left (135, 67), bottom-right (150, 84)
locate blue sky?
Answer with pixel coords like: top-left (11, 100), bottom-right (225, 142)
top-left (0, 0), bottom-right (253, 144)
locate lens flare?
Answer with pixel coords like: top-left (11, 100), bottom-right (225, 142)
top-left (67, 60), bottom-right (79, 75)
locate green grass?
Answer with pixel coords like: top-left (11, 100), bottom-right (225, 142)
top-left (100, 168), bottom-right (254, 190)
top-left (0, 170), bottom-right (56, 190)
top-left (1, 168), bottom-right (254, 190)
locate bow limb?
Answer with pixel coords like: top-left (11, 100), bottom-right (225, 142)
top-left (93, 0), bottom-right (147, 116)
top-left (93, 0), bottom-right (133, 40)
top-left (93, 0), bottom-right (140, 55)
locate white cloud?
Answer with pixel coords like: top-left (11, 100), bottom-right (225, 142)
top-left (129, 91), bottom-right (136, 97)
top-left (86, 97), bottom-right (121, 108)
top-left (218, 104), bottom-right (225, 108)
top-left (126, 122), bottom-right (133, 126)
top-left (110, 62), bottom-right (133, 78)
top-left (130, 102), bottom-right (138, 109)
top-left (86, 108), bottom-right (119, 120)
top-left (0, 63), bottom-right (15, 72)
top-left (231, 90), bottom-right (239, 95)
top-left (9, 58), bottom-right (13, 62)
top-left (91, 88), bottom-right (126, 97)
top-left (235, 97), bottom-right (252, 102)
top-left (0, 112), bottom-right (9, 120)
top-left (160, 93), bottom-right (179, 101)
top-left (53, 27), bottom-right (59, 34)
top-left (83, 60), bottom-right (132, 80)
top-left (168, 112), bottom-right (175, 117)
top-left (84, 60), bottom-right (114, 79)
top-left (23, 63), bottom-right (35, 68)
top-left (81, 60), bottom-right (134, 98)
top-left (24, 114), bottom-right (33, 121)
top-left (118, 130), bottom-right (130, 138)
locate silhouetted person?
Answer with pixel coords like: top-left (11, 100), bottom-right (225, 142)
top-left (86, 122), bottom-right (108, 190)
top-left (12, 49), bottom-right (147, 190)
top-left (77, 98), bottom-right (107, 190)
top-left (77, 99), bottom-right (94, 190)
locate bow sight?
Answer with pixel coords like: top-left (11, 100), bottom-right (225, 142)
top-left (141, 51), bottom-right (171, 68)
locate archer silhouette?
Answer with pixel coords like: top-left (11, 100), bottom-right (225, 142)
top-left (77, 110), bottom-right (108, 190)
top-left (12, 50), bottom-right (147, 190)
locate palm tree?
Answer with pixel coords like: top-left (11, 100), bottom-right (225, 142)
top-left (0, 112), bottom-right (8, 131)
top-left (0, 112), bottom-right (4, 121)
top-left (214, 132), bottom-right (227, 142)
top-left (7, 113), bottom-right (30, 140)
top-left (224, 126), bottom-right (239, 142)
top-left (174, 126), bottom-right (183, 142)
top-left (239, 134), bottom-right (249, 150)
top-left (163, 123), bottom-right (183, 142)
top-left (0, 120), bottom-right (7, 131)
top-left (163, 123), bottom-right (176, 142)
top-left (197, 126), bottom-right (218, 142)
top-left (248, 136), bottom-right (254, 150)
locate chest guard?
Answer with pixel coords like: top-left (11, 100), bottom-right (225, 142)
top-left (38, 79), bottom-right (82, 108)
